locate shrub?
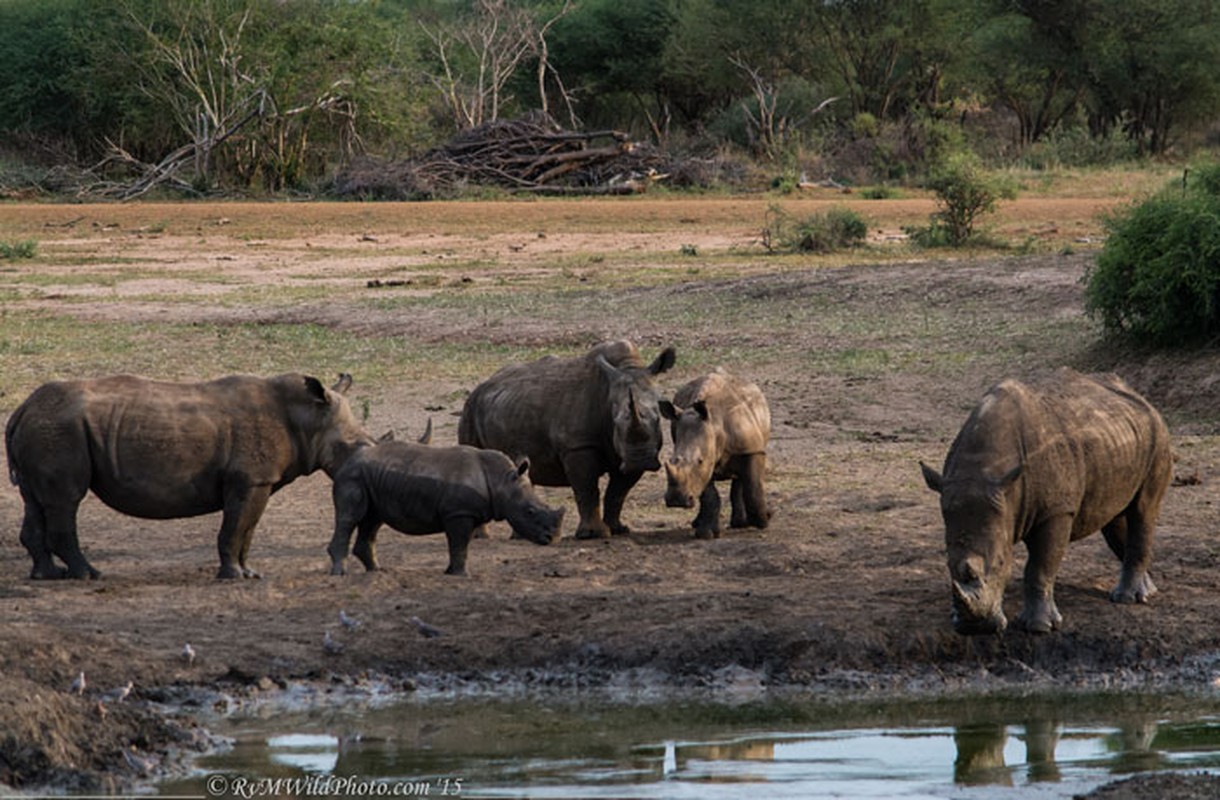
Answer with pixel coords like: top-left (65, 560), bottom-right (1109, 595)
top-left (910, 151), bottom-right (1016, 247)
top-left (762, 205), bottom-right (867, 254)
top-left (1084, 164), bottom-right (1220, 346)
top-left (0, 239), bottom-right (37, 259)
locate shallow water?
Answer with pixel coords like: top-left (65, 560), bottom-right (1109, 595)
top-left (162, 691), bottom-right (1220, 799)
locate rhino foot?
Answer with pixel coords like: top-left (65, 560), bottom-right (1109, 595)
top-left (1014, 605), bottom-right (1062, 634)
top-left (1111, 573), bottom-right (1157, 604)
top-left (694, 527), bottom-right (721, 540)
top-left (29, 564), bottom-right (69, 580)
top-left (216, 564), bottom-right (243, 580)
top-left (574, 526), bottom-right (611, 541)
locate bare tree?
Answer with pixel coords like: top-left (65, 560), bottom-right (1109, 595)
top-left (126, 0), bottom-right (265, 186)
top-left (730, 55), bottom-right (837, 161)
top-left (425, 0), bottom-right (572, 130)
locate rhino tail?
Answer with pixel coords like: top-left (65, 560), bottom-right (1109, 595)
top-left (5, 402), bottom-right (26, 486)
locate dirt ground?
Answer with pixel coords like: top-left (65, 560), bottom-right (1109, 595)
top-left (2, 195), bottom-right (1220, 796)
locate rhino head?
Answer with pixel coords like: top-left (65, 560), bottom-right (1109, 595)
top-left (497, 457), bottom-right (566, 545)
top-left (304, 374), bottom-right (377, 476)
top-left (921, 460), bottom-right (1022, 635)
top-left (596, 347), bottom-right (676, 475)
top-left (659, 399), bottom-right (715, 508)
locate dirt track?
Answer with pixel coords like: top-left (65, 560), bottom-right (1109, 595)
top-left (2, 197), bottom-right (1220, 794)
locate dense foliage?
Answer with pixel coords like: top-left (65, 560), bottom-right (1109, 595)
top-left (1, 0), bottom-right (1219, 193)
top-left (1085, 164), bottom-right (1220, 346)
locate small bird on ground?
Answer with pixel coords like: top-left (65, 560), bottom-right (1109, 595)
top-left (323, 630), bottom-right (345, 655)
top-left (339, 610), bottom-right (362, 630)
top-left (113, 680), bottom-right (133, 703)
top-left (182, 642), bottom-right (196, 666)
top-left (69, 671), bottom-right (86, 695)
top-left (409, 615), bottom-right (445, 639)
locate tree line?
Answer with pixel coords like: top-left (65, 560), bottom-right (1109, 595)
top-left (1, 0), bottom-right (1217, 194)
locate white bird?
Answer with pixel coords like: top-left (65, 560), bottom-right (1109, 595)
top-left (323, 630), bottom-right (345, 655)
top-left (408, 615), bottom-right (445, 639)
top-left (114, 680), bottom-right (133, 703)
top-left (339, 610), bottom-right (362, 630)
top-left (182, 642), bottom-right (196, 666)
top-left (69, 671), bottom-right (86, 695)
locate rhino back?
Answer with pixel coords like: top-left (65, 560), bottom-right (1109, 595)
top-left (10, 374), bottom-right (322, 519)
top-left (946, 369), bottom-right (1170, 532)
top-left (459, 352), bottom-right (611, 484)
top-left (342, 442), bottom-right (493, 533)
top-left (674, 370), bottom-right (771, 456)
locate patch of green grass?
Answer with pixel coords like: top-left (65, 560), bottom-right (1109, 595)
top-left (0, 239), bottom-right (37, 259)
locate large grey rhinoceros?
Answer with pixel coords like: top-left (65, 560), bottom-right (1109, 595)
top-left (458, 340), bottom-right (676, 539)
top-left (327, 441), bottom-right (565, 576)
top-left (5, 373), bottom-right (374, 580)
top-left (920, 368), bottom-right (1172, 635)
top-left (659, 368), bottom-right (772, 539)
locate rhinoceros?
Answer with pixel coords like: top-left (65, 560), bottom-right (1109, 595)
top-left (5, 373), bottom-right (374, 580)
top-left (659, 368), bottom-right (772, 539)
top-left (326, 441), bottom-right (565, 575)
top-left (920, 369), bottom-right (1172, 635)
top-left (458, 340), bottom-right (676, 539)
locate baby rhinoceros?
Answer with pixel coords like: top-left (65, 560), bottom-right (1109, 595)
top-left (327, 441), bottom-right (564, 576)
top-left (660, 369), bottom-right (772, 539)
top-left (920, 369), bottom-right (1172, 636)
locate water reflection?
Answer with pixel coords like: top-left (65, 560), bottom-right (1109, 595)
top-left (165, 694), bottom-right (1220, 799)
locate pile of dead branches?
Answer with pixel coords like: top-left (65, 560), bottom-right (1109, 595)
top-left (333, 111), bottom-right (671, 199)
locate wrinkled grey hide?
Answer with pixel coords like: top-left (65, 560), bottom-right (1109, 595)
top-left (458, 340), bottom-right (675, 539)
top-left (921, 369), bottom-right (1172, 635)
top-left (6, 373), bottom-right (373, 580)
top-left (660, 368), bottom-right (772, 539)
top-left (327, 441), bottom-right (565, 576)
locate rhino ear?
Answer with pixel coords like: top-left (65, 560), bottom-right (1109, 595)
top-left (304, 376), bottom-right (329, 405)
top-left (659, 400), bottom-right (679, 421)
top-left (649, 347), bottom-right (677, 375)
top-left (332, 373), bottom-right (354, 395)
top-left (692, 400), bottom-right (710, 421)
top-left (515, 457), bottom-right (531, 477)
top-left (920, 461), bottom-right (944, 494)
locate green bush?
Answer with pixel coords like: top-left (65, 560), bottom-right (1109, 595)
top-left (762, 205), bottom-right (867, 254)
top-left (0, 239), bottom-right (37, 259)
top-left (910, 151), bottom-right (1016, 247)
top-left (1084, 164), bottom-right (1220, 345)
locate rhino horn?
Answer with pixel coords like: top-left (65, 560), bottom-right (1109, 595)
top-left (417, 418), bottom-right (433, 445)
top-left (951, 578), bottom-right (1007, 634)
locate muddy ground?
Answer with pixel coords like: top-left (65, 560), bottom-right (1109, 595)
top-left (2, 196), bottom-right (1220, 796)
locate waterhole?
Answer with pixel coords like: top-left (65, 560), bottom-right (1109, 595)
top-left (161, 691), bottom-right (1220, 799)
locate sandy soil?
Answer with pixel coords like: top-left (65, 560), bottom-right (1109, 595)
top-left (2, 196), bottom-right (1220, 796)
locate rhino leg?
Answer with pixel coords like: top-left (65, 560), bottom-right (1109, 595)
top-left (351, 518), bottom-right (383, 572)
top-left (442, 517), bottom-right (477, 575)
top-left (43, 503), bottom-right (99, 580)
top-left (17, 494), bottom-right (66, 579)
top-left (730, 454), bottom-right (770, 529)
top-left (216, 484), bottom-right (271, 580)
top-left (566, 451), bottom-right (611, 540)
top-left (693, 482), bottom-right (722, 540)
top-left (1105, 512), bottom-right (1159, 604)
top-left (1015, 518), bottom-right (1069, 633)
top-left (603, 469), bottom-right (643, 536)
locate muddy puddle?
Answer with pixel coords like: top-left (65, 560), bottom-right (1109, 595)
top-left (158, 690), bottom-right (1220, 799)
